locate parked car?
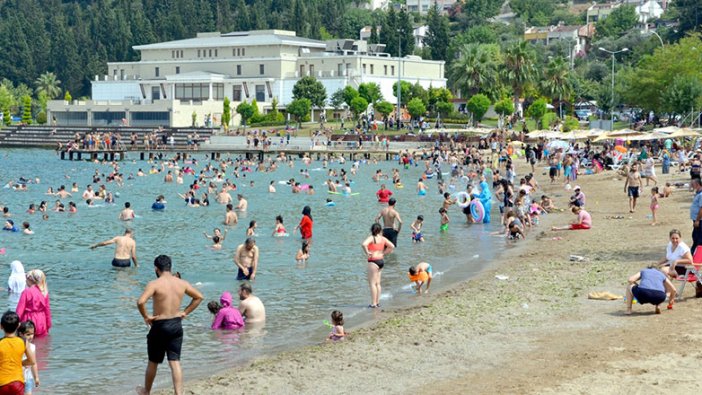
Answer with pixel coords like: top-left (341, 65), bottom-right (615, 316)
top-left (575, 109), bottom-right (591, 120)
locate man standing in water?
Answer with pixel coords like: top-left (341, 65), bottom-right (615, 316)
top-left (119, 202), bottom-right (135, 221)
top-left (224, 203), bottom-right (238, 225)
top-left (136, 255), bottom-right (203, 395)
top-left (238, 283), bottom-right (266, 323)
top-left (90, 228), bottom-right (138, 267)
top-left (375, 197), bottom-right (402, 247)
top-left (234, 237), bottom-right (259, 280)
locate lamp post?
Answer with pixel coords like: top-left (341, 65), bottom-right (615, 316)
top-left (649, 30), bottom-right (664, 47)
top-left (598, 47), bottom-right (629, 131)
top-left (396, 33), bottom-right (401, 131)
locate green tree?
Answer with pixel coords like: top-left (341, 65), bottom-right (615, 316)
top-left (410, 83), bottom-right (429, 106)
top-left (406, 97), bottom-right (426, 121)
top-left (450, 44), bottom-right (502, 100)
top-left (342, 86), bottom-right (360, 107)
top-left (436, 101), bottom-right (454, 118)
top-left (466, 94), bottom-right (491, 125)
top-left (428, 86), bottom-right (453, 109)
top-left (458, 0), bottom-right (502, 28)
top-left (34, 72), bottom-right (62, 99)
top-left (392, 81), bottom-right (413, 106)
top-left (380, 7), bottom-right (399, 55)
top-left (292, 76), bottom-right (327, 109)
top-left (236, 100), bottom-right (255, 126)
top-left (358, 82), bottom-right (383, 105)
top-left (0, 85), bottom-right (14, 117)
top-left (222, 97), bottom-right (231, 131)
top-left (64, 91), bottom-right (72, 102)
top-left (596, 6), bottom-right (638, 39)
top-left (510, 0), bottom-right (555, 26)
top-left (503, 41), bottom-right (538, 109)
top-left (349, 96), bottom-right (368, 121)
top-left (36, 111), bottom-right (47, 125)
top-left (374, 100), bottom-right (394, 130)
top-left (330, 88), bottom-right (346, 110)
top-left (494, 98), bottom-right (515, 117)
top-left (397, 7), bottom-right (415, 57)
top-left (287, 98), bottom-right (311, 128)
top-left (541, 57), bottom-right (573, 117)
top-left (527, 98), bottom-right (548, 129)
top-left (563, 116), bottom-right (580, 132)
top-left (21, 96), bottom-right (32, 124)
top-left (3, 108), bottom-right (10, 126)
top-left (661, 76), bottom-right (702, 118)
top-left (424, 2), bottom-right (450, 61)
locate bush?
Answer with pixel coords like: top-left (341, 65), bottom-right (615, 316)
top-left (563, 116), bottom-right (580, 132)
top-left (36, 111), bottom-right (47, 125)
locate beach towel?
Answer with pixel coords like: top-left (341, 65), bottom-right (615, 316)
top-left (587, 291), bottom-right (623, 300)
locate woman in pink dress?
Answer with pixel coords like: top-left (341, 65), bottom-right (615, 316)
top-left (16, 269), bottom-right (51, 337)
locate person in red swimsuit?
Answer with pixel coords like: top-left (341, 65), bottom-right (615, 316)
top-left (294, 206), bottom-right (313, 241)
top-left (362, 223), bottom-right (395, 308)
top-left (376, 184), bottom-right (393, 203)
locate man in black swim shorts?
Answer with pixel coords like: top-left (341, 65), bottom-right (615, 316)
top-left (137, 255), bottom-right (203, 395)
top-left (375, 197), bottom-right (402, 248)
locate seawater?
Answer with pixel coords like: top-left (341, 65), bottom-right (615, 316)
top-left (0, 148), bottom-right (501, 394)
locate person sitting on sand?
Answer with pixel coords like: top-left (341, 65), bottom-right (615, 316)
top-left (662, 182), bottom-right (673, 198)
top-left (552, 206), bottom-right (591, 231)
top-left (408, 262), bottom-right (433, 294)
top-left (327, 310), bottom-right (345, 341)
top-left (626, 264), bottom-right (677, 315)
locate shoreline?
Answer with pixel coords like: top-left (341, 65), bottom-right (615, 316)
top-left (156, 162), bottom-right (702, 394)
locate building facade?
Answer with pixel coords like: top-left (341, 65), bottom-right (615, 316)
top-left (48, 30), bottom-right (445, 127)
top-left (405, 0), bottom-right (457, 15)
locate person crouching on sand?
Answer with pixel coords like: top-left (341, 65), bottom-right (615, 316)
top-left (626, 264), bottom-right (677, 315)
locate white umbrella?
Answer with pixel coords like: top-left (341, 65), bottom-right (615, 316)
top-left (668, 128), bottom-right (701, 138)
top-left (653, 126), bottom-right (681, 134)
top-left (546, 140), bottom-right (570, 150)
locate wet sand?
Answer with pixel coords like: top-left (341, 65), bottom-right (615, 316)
top-left (155, 162), bottom-right (701, 394)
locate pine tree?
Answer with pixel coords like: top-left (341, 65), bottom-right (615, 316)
top-left (381, 7), bottom-right (398, 55)
top-left (398, 7), bottom-right (415, 56)
top-left (425, 2), bottom-right (450, 61)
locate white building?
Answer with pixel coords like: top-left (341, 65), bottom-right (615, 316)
top-left (405, 0), bottom-right (457, 15)
top-left (356, 0), bottom-right (390, 11)
top-left (48, 30), bottom-right (445, 127)
top-left (636, 0), bottom-right (665, 24)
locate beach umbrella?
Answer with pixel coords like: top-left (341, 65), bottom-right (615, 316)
top-left (509, 140), bottom-right (525, 147)
top-left (629, 131), bottom-right (669, 141)
top-left (653, 126), bottom-right (681, 134)
top-left (527, 130), bottom-right (550, 139)
top-left (546, 140), bottom-right (569, 150)
top-left (594, 128), bottom-right (642, 142)
top-left (668, 128), bottom-right (701, 138)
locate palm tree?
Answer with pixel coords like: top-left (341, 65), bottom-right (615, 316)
top-left (502, 41), bottom-right (537, 109)
top-left (449, 44), bottom-right (501, 100)
top-left (541, 57), bottom-right (573, 117)
top-left (34, 72), bottom-right (62, 100)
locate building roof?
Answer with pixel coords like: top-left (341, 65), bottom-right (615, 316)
top-left (133, 30), bottom-right (326, 51)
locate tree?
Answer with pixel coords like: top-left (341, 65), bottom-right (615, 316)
top-left (397, 7), bottom-right (414, 56)
top-left (64, 91), bottom-right (72, 102)
top-left (292, 76), bottom-right (327, 109)
top-left (406, 98), bottom-right (426, 121)
top-left (330, 88), bottom-right (346, 110)
top-left (358, 82), bottom-right (383, 105)
top-left (374, 100), bottom-right (394, 130)
top-left (3, 108), bottom-right (9, 126)
top-left (380, 7), bottom-right (399, 56)
top-left (21, 96), bottom-right (32, 124)
top-left (661, 76), bottom-right (702, 118)
top-left (541, 57), bottom-right (573, 117)
top-left (287, 98), bottom-right (311, 128)
top-left (450, 44), bottom-right (502, 100)
top-left (236, 100), bottom-right (255, 127)
top-left (494, 98), bottom-right (515, 117)
top-left (342, 86), bottom-right (360, 107)
top-left (503, 41), bottom-right (538, 109)
top-left (391, 81), bottom-right (412, 106)
top-left (457, 0), bottom-right (502, 29)
top-left (596, 6), bottom-right (638, 39)
top-left (436, 101), bottom-right (454, 118)
top-left (428, 86), bottom-right (453, 109)
top-left (34, 72), bottom-right (62, 99)
top-left (424, 2), bottom-right (450, 61)
top-left (349, 96), bottom-right (368, 121)
top-left (222, 97), bottom-right (231, 131)
top-left (527, 99), bottom-right (548, 129)
top-left (510, 0), bottom-right (555, 26)
top-left (466, 94), bottom-right (491, 125)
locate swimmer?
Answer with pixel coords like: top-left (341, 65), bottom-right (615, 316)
top-left (272, 215), bottom-right (287, 237)
top-left (417, 178), bottom-right (427, 196)
top-left (237, 283), bottom-right (265, 323)
top-left (90, 228), bottom-right (138, 268)
top-left (55, 185), bottom-right (71, 199)
top-left (211, 235), bottom-right (223, 250)
top-left (442, 192), bottom-right (455, 210)
top-left (151, 195), bottom-right (166, 211)
top-left (307, 185), bottom-right (315, 195)
top-left (68, 202), bottom-right (77, 213)
top-left (295, 240), bottom-right (310, 263)
top-left (268, 181), bottom-right (276, 193)
top-left (119, 202), bottom-right (135, 221)
top-left (236, 194), bottom-right (248, 211)
top-left (224, 204), bottom-right (238, 226)
top-left (410, 215), bottom-right (424, 242)
top-left (408, 262), bottom-right (433, 294)
top-left (439, 208), bottom-right (449, 232)
top-left (327, 310), bottom-right (345, 341)
top-left (325, 198), bottom-right (336, 207)
top-left (234, 238), bottom-right (259, 281)
top-left (246, 220), bottom-right (257, 236)
top-left (22, 222), bottom-right (33, 235)
top-left (204, 228), bottom-right (227, 242)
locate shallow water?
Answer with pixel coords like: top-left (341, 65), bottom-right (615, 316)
top-left (0, 149), bottom-right (502, 393)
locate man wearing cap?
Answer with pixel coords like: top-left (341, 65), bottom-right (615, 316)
top-left (569, 186), bottom-right (586, 207)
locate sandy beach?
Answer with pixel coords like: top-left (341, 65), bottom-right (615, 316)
top-left (158, 161), bottom-right (702, 395)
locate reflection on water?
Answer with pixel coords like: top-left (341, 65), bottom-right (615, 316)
top-left (0, 149), bottom-right (502, 393)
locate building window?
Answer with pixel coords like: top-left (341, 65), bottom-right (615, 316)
top-left (309, 65), bottom-right (314, 75)
top-left (213, 83), bottom-right (224, 100)
top-left (151, 86), bottom-right (160, 101)
top-left (384, 65), bottom-right (388, 75)
top-left (236, 65), bottom-right (241, 75)
top-left (362, 64), bottom-right (367, 74)
top-left (370, 64), bottom-right (374, 75)
top-left (259, 64), bottom-right (265, 75)
top-left (391, 65), bottom-right (395, 76)
top-left (155, 67), bottom-right (159, 77)
top-left (171, 51), bottom-right (175, 58)
top-left (215, 49), bottom-right (218, 57)
top-left (175, 66), bottom-right (180, 74)
top-left (233, 85), bottom-right (242, 101)
top-left (208, 49), bottom-right (212, 57)
top-left (242, 48), bottom-right (245, 56)
top-left (175, 83), bottom-right (210, 101)
top-left (198, 50), bottom-right (201, 57)
top-left (338, 63), bottom-right (344, 76)
top-left (300, 65), bottom-right (305, 76)
top-left (255, 85), bottom-right (265, 102)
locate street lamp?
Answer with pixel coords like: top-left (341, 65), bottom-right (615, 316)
top-left (598, 47), bottom-right (629, 131)
top-left (649, 30), bottom-right (664, 47)
top-left (396, 33), bottom-right (401, 131)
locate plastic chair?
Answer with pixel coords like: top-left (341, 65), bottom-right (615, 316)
top-left (675, 247), bottom-right (702, 300)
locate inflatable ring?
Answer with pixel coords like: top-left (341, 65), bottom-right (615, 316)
top-left (470, 200), bottom-right (485, 223)
top-left (461, 175), bottom-right (470, 183)
top-left (455, 191), bottom-right (470, 208)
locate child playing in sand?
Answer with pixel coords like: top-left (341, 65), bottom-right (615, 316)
top-left (650, 186), bottom-right (660, 226)
top-left (408, 262), bottom-right (433, 294)
top-left (662, 182), bottom-right (673, 198)
top-left (410, 215), bottom-right (424, 242)
top-left (504, 210), bottom-right (525, 239)
top-left (246, 220), bottom-right (257, 236)
top-left (439, 208), bottom-right (450, 232)
top-left (18, 320), bottom-right (40, 394)
top-left (327, 310), bottom-right (345, 341)
top-left (208, 292), bottom-right (245, 330)
top-left (540, 195), bottom-right (556, 213)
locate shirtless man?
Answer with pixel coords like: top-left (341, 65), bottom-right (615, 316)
top-left (90, 228), bottom-right (138, 267)
top-left (82, 185), bottom-right (95, 200)
top-left (237, 283), bottom-right (265, 323)
top-left (236, 194), bottom-right (248, 211)
top-left (234, 238), bottom-right (259, 280)
top-left (624, 163), bottom-right (643, 213)
top-left (55, 185), bottom-right (72, 199)
top-left (375, 197), bottom-right (402, 247)
top-left (224, 204), bottom-right (238, 225)
top-left (216, 188), bottom-right (232, 205)
top-left (136, 255), bottom-right (203, 395)
top-left (119, 202), bottom-right (135, 221)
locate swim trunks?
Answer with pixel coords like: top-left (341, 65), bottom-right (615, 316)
top-left (418, 189), bottom-right (427, 196)
top-left (111, 258), bottom-right (131, 268)
top-left (627, 186), bottom-right (640, 198)
top-left (236, 267), bottom-right (253, 281)
top-left (412, 232), bottom-right (423, 241)
top-left (0, 381), bottom-right (24, 394)
top-left (382, 228), bottom-right (398, 247)
top-left (440, 223), bottom-right (449, 231)
top-left (426, 264), bottom-right (433, 274)
top-left (147, 317), bottom-right (183, 363)
top-left (368, 259), bottom-right (384, 270)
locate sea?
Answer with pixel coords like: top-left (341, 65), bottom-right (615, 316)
top-left (0, 148), bottom-right (502, 393)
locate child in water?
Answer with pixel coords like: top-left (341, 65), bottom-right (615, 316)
top-left (327, 310), bottom-right (346, 341)
top-left (211, 235), bottom-right (223, 250)
top-left (439, 208), bottom-right (450, 232)
top-left (272, 215), bottom-right (288, 237)
top-left (247, 220), bottom-right (257, 236)
top-left (410, 215), bottom-right (424, 242)
top-left (296, 240), bottom-right (310, 263)
top-left (208, 292), bottom-right (245, 330)
top-left (18, 320), bottom-right (39, 394)
top-left (650, 186), bottom-right (660, 226)
top-left (408, 262), bottom-right (433, 294)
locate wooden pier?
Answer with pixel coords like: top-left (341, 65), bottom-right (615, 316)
top-left (60, 149), bottom-right (126, 161)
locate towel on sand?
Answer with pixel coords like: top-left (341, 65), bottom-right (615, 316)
top-left (588, 291), bottom-right (623, 300)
